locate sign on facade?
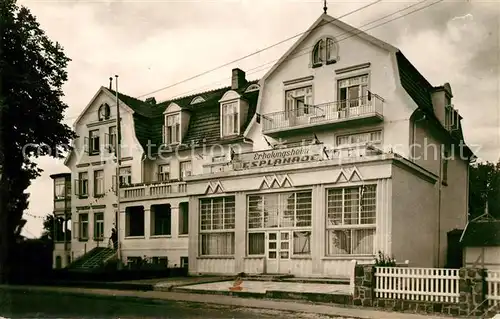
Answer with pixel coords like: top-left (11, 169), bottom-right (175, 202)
top-left (234, 144), bottom-right (324, 169)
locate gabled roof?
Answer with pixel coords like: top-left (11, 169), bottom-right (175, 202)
top-left (260, 13), bottom-right (398, 83)
top-left (460, 220), bottom-right (500, 247)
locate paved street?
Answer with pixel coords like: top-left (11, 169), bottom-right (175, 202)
top-left (0, 288), bottom-right (356, 319)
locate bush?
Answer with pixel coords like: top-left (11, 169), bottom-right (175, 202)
top-left (374, 251), bottom-right (396, 267)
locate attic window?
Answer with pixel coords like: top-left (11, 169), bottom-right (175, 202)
top-left (312, 37), bottom-right (337, 67)
top-left (222, 101), bottom-right (239, 137)
top-left (98, 103), bottom-right (111, 121)
top-left (245, 84), bottom-right (260, 93)
top-left (190, 96), bottom-right (205, 104)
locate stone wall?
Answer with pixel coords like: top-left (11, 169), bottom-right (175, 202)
top-left (352, 265), bottom-right (488, 317)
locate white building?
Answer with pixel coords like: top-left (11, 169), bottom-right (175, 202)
top-left (64, 13), bottom-right (474, 277)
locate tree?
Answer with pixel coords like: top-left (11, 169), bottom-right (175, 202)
top-left (0, 0), bottom-right (76, 283)
top-left (468, 160), bottom-right (500, 220)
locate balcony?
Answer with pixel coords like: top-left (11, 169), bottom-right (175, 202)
top-left (262, 95), bottom-right (384, 136)
top-left (121, 180), bottom-right (187, 202)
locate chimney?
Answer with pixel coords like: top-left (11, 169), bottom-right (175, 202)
top-left (231, 68), bottom-right (247, 90)
top-left (145, 97), bottom-right (156, 105)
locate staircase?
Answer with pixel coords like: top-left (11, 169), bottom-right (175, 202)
top-left (68, 247), bottom-right (116, 270)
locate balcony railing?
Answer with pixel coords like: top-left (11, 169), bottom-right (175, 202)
top-left (121, 180), bottom-right (187, 200)
top-left (262, 95), bottom-right (384, 133)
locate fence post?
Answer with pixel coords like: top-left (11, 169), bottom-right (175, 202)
top-left (458, 267), bottom-right (486, 317)
top-left (350, 259), bottom-right (357, 295)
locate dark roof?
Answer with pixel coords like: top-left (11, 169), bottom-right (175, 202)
top-left (460, 220), bottom-right (500, 247)
top-left (104, 80), bottom-right (259, 153)
top-left (395, 51), bottom-right (472, 159)
top-left (50, 173), bottom-right (71, 179)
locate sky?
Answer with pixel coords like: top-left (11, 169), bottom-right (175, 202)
top-left (16, 0), bottom-right (500, 238)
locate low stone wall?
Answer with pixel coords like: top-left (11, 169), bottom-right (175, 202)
top-left (352, 265), bottom-right (488, 317)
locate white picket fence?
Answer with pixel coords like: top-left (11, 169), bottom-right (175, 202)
top-left (486, 270), bottom-right (500, 308)
top-left (374, 267), bottom-right (460, 303)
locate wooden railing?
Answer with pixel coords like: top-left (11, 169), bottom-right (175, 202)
top-left (486, 270), bottom-right (500, 308)
top-left (262, 95), bottom-right (384, 132)
top-left (374, 267), bottom-right (460, 303)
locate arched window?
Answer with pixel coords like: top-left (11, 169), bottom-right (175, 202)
top-left (312, 37), bottom-right (337, 67)
top-left (245, 84), bottom-right (260, 93)
top-left (98, 103), bottom-right (111, 121)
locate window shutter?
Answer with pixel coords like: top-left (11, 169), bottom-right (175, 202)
top-left (112, 175), bottom-right (116, 193)
top-left (74, 179), bottom-right (79, 195)
top-left (73, 221), bottom-right (78, 239)
top-left (84, 137), bottom-right (89, 154)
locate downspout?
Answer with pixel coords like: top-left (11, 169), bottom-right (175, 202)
top-left (437, 145), bottom-right (443, 267)
top-left (412, 110), bottom-right (426, 161)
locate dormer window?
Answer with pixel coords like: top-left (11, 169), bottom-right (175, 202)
top-left (164, 113), bottom-right (180, 144)
top-left (190, 96), bottom-right (205, 104)
top-left (245, 84), bottom-right (260, 93)
top-left (312, 37), bottom-right (337, 67)
top-left (222, 101), bottom-right (239, 136)
top-left (98, 103), bottom-right (111, 121)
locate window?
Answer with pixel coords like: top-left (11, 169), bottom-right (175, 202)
top-left (336, 131), bottom-right (382, 147)
top-left (326, 185), bottom-right (376, 256)
top-left (98, 103), bottom-right (111, 121)
top-left (158, 164), bottom-right (170, 182)
top-left (119, 167), bottom-right (132, 186)
top-left (312, 37), bottom-right (337, 66)
top-left (180, 257), bottom-right (189, 268)
top-left (247, 191), bottom-right (312, 256)
top-left (54, 178), bottom-right (66, 199)
top-left (285, 86), bottom-right (313, 119)
top-left (94, 212), bottom-right (104, 240)
top-left (247, 191), bottom-right (312, 229)
top-left (93, 170), bottom-right (105, 196)
top-left (179, 202), bottom-right (189, 235)
top-left (442, 151), bottom-right (449, 185)
top-left (338, 75), bottom-right (369, 109)
top-left (151, 204), bottom-right (171, 236)
top-left (108, 126), bottom-right (117, 152)
top-left (76, 172), bottom-right (89, 197)
top-left (164, 114), bottom-right (180, 144)
top-left (222, 101), bottom-right (239, 136)
top-left (125, 206), bottom-right (145, 237)
top-left (89, 130), bottom-right (100, 155)
top-left (180, 161), bottom-right (192, 179)
top-left (79, 213), bottom-right (89, 240)
top-left (199, 196), bottom-right (235, 256)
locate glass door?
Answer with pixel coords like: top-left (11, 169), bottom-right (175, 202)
top-left (265, 231), bottom-right (291, 274)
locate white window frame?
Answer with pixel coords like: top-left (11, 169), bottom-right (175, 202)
top-left (119, 167), bottom-right (132, 186)
top-left (285, 86), bottom-right (313, 119)
top-left (199, 196), bottom-right (235, 257)
top-left (54, 178), bottom-right (66, 200)
top-left (337, 74), bottom-right (369, 110)
top-left (221, 101), bottom-right (239, 137)
top-left (325, 185), bottom-right (377, 256)
top-left (108, 126), bottom-right (117, 153)
top-left (164, 113), bottom-right (181, 145)
top-left (93, 212), bottom-right (104, 240)
top-left (77, 172), bottom-right (89, 197)
top-left (180, 161), bottom-right (192, 179)
top-left (89, 129), bottom-right (100, 155)
top-left (312, 37), bottom-right (337, 66)
top-left (93, 170), bottom-right (105, 197)
top-left (158, 164), bottom-right (170, 182)
top-left (247, 191), bottom-right (312, 256)
top-left (79, 213), bottom-right (89, 240)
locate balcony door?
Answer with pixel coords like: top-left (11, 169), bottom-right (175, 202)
top-left (338, 75), bottom-right (369, 118)
top-left (285, 86), bottom-right (313, 127)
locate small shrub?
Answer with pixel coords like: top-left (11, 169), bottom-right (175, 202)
top-left (375, 251), bottom-right (397, 267)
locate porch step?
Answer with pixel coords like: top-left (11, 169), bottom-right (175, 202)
top-left (281, 277), bottom-right (350, 285)
top-left (240, 274), bottom-right (294, 281)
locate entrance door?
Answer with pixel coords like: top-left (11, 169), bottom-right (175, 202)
top-left (266, 231), bottom-right (291, 274)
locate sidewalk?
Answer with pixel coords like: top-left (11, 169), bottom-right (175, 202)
top-left (0, 285), bottom-right (460, 319)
